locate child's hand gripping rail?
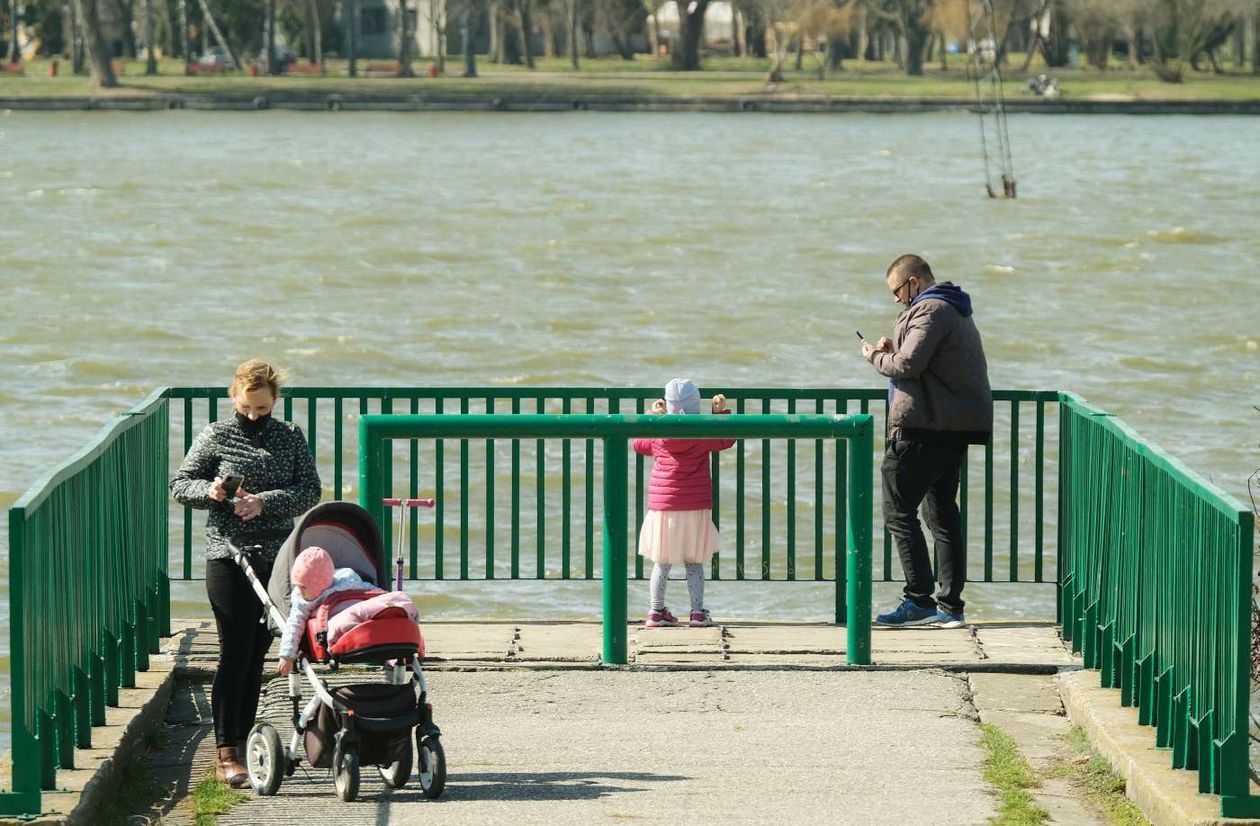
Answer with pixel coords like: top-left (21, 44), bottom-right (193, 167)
top-left (383, 498), bottom-right (436, 591)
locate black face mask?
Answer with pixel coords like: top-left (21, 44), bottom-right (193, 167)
top-left (235, 411), bottom-right (271, 437)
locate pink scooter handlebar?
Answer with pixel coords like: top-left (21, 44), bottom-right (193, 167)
top-left (382, 497), bottom-right (436, 508)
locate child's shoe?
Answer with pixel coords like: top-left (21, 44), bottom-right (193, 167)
top-left (689, 609), bottom-right (714, 628)
top-left (645, 607), bottom-right (678, 628)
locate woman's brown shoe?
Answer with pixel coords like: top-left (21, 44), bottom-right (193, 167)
top-left (216, 746), bottom-right (248, 788)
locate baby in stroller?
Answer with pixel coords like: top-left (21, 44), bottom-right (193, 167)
top-left (277, 546), bottom-right (419, 676)
top-left (228, 501), bottom-right (446, 802)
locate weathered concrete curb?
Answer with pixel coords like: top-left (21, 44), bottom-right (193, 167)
top-left (1058, 669), bottom-right (1260, 826)
top-left (0, 655), bottom-right (177, 826)
top-left (2, 93), bottom-right (1259, 114)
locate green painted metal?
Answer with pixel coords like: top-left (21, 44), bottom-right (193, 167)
top-left (165, 387), bottom-right (1061, 587)
top-left (1055, 392), bottom-right (1259, 815)
top-left (1, 390), bottom-right (169, 815)
top-left (359, 413), bottom-right (876, 665)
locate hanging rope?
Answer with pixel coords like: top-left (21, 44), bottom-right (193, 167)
top-left (966, 0), bottom-right (1016, 198)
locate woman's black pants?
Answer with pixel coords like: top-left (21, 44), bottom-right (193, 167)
top-left (205, 555), bottom-right (274, 748)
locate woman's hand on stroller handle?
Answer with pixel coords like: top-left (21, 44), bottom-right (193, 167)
top-left (277, 656), bottom-right (295, 676)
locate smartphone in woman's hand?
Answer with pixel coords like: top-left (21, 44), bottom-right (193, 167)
top-left (222, 474), bottom-right (244, 498)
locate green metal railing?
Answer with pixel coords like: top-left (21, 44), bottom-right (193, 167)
top-left (1057, 393), bottom-right (1258, 817)
top-left (357, 413), bottom-right (875, 665)
top-left (1, 391), bottom-right (169, 816)
top-left (164, 387), bottom-right (1059, 589)
top-left (14, 383), bottom-right (1258, 816)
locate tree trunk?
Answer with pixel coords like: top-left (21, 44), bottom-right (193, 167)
top-left (461, 4), bottom-right (477, 75)
top-left (794, 31), bottom-right (803, 70)
top-left (1043, 3), bottom-right (1069, 67)
top-left (70, 0), bottom-right (86, 72)
top-left (520, 0), bottom-right (533, 67)
top-left (730, 7), bottom-right (739, 57)
top-left (746, 19), bottom-right (765, 58)
top-left (903, 17), bottom-right (928, 75)
top-left (266, 0), bottom-right (278, 73)
top-left (114, 0), bottom-right (136, 56)
top-left (399, 0), bottom-right (415, 75)
top-left (828, 37), bottom-right (843, 71)
top-left (8, 0), bottom-right (19, 62)
top-left (940, 29), bottom-right (949, 70)
top-left (144, 0), bottom-right (156, 72)
top-left (176, 0), bottom-right (186, 70)
top-left (82, 0), bottom-right (118, 85)
top-left (1253, 11), bottom-right (1259, 74)
top-left (304, 0), bottom-right (321, 63)
top-left (567, 0), bottom-right (578, 67)
top-left (488, 0), bottom-right (500, 61)
top-left (671, 0), bottom-right (708, 70)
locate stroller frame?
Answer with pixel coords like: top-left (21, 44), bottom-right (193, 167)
top-left (226, 500), bottom-right (445, 802)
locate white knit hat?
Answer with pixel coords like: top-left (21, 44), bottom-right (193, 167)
top-left (664, 378), bottom-right (701, 414)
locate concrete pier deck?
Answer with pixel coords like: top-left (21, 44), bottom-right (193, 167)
top-left (5, 620), bottom-right (1255, 825)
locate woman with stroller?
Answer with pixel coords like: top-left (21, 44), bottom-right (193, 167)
top-left (170, 360), bottom-right (322, 787)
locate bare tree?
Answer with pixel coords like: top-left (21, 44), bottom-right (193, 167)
top-left (399, 0), bottom-right (415, 74)
top-left (1067, 0), bottom-right (1135, 69)
top-left (1137, 0), bottom-right (1249, 81)
top-left (81, 0), bottom-right (119, 86)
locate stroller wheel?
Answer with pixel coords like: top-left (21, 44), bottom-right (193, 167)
top-left (378, 737), bottom-right (413, 790)
top-left (416, 733), bottom-right (446, 800)
top-left (333, 738), bottom-right (360, 802)
top-left (246, 723), bottom-right (284, 796)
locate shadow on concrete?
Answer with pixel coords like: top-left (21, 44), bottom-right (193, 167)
top-left (419, 770), bottom-right (691, 802)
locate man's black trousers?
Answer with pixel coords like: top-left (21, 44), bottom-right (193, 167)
top-left (881, 439), bottom-right (968, 613)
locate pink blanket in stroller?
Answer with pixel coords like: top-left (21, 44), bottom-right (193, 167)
top-left (326, 591), bottom-right (420, 645)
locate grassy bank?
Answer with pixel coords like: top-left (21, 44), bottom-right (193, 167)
top-left (2, 54), bottom-right (1259, 101)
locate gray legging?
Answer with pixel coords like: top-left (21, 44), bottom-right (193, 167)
top-left (649, 562), bottom-right (704, 613)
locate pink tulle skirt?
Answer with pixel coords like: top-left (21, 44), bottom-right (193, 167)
top-left (637, 509), bottom-right (719, 565)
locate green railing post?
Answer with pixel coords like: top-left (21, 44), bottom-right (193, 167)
top-left (2, 508), bottom-right (42, 815)
top-left (603, 437), bottom-right (629, 665)
top-left (359, 419), bottom-right (387, 542)
top-left (846, 417), bottom-right (873, 666)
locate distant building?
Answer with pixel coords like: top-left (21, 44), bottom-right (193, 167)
top-left (340, 0), bottom-right (446, 59)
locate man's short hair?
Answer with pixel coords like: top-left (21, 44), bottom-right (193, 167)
top-left (886, 254), bottom-right (935, 285)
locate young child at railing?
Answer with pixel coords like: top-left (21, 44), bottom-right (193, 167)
top-left (634, 378), bottom-right (734, 628)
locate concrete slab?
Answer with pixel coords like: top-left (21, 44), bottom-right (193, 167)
top-left (976, 625), bottom-right (1076, 665)
top-left (422, 624), bottom-right (518, 661)
top-left (1058, 669), bottom-right (1260, 826)
top-left (213, 670), bottom-right (996, 826)
top-left (722, 624), bottom-right (840, 653)
top-left (969, 672), bottom-right (1066, 714)
top-left (513, 625), bottom-right (601, 662)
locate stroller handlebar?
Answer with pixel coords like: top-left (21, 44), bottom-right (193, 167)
top-left (383, 497), bottom-right (436, 508)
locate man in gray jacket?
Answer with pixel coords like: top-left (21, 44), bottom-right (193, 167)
top-left (860, 254), bottom-right (992, 628)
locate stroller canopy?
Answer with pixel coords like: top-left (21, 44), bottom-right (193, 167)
top-left (267, 502), bottom-right (385, 620)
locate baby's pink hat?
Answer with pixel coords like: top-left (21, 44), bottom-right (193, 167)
top-left (292, 546), bottom-right (333, 594)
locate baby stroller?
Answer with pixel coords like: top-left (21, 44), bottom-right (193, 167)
top-left (227, 500), bottom-right (446, 802)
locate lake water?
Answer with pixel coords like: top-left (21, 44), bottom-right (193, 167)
top-left (1, 110), bottom-right (1259, 747)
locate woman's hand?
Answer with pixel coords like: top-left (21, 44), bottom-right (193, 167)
top-left (235, 491), bottom-right (263, 521)
top-left (712, 394), bottom-right (727, 414)
top-left (277, 657), bottom-right (294, 676)
top-left (209, 477), bottom-right (228, 502)
top-left (876, 337), bottom-right (893, 353)
top-left (651, 399), bottom-right (667, 414)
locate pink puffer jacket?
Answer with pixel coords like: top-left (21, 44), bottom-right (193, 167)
top-left (632, 411), bottom-right (734, 512)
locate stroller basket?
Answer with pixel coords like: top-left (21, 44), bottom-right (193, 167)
top-left (306, 683), bottom-right (421, 768)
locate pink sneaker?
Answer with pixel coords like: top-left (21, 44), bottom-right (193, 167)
top-left (689, 609), bottom-right (714, 628)
top-left (645, 607), bottom-right (678, 628)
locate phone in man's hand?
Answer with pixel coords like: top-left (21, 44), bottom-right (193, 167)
top-left (221, 474), bottom-right (244, 498)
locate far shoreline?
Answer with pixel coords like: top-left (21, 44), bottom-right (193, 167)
top-left (4, 93), bottom-right (1259, 114)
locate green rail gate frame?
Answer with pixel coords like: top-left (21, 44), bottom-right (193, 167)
top-left (358, 413), bottom-right (875, 666)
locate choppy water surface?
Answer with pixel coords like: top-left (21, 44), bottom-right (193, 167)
top-left (1, 111), bottom-right (1259, 745)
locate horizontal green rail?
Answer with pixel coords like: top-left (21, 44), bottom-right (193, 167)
top-left (1056, 392), bottom-right (1258, 816)
top-left (163, 386), bottom-right (1059, 589)
top-left (1, 391), bottom-right (169, 816)
top-left (358, 413), bottom-right (875, 665)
